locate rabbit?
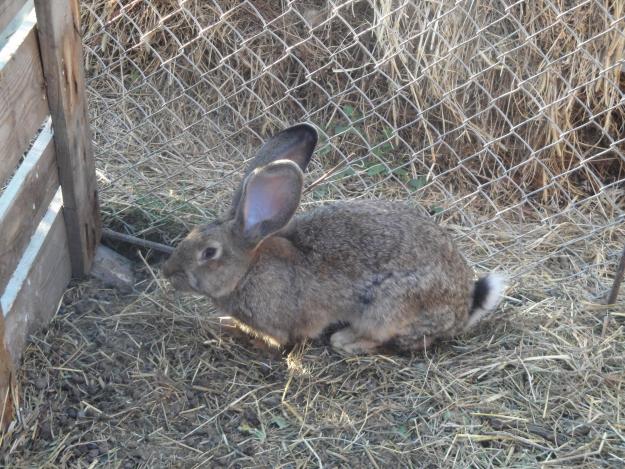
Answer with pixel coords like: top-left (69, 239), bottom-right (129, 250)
top-left (162, 124), bottom-right (506, 354)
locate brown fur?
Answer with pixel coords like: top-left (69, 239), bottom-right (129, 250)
top-left (162, 124), bottom-right (488, 355)
top-left (163, 199), bottom-right (474, 353)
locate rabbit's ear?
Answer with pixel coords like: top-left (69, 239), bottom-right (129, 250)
top-left (248, 123), bottom-right (317, 173)
top-left (229, 124), bottom-right (317, 217)
top-left (234, 160), bottom-right (303, 247)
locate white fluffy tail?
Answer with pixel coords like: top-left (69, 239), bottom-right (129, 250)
top-left (465, 272), bottom-right (507, 330)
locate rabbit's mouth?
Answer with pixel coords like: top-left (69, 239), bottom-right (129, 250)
top-left (166, 271), bottom-right (198, 293)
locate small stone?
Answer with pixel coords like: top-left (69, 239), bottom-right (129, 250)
top-left (69, 387), bottom-right (80, 402)
top-left (91, 245), bottom-right (136, 292)
top-left (243, 409), bottom-right (260, 426)
top-left (39, 422), bottom-right (52, 440)
top-left (74, 301), bottom-right (91, 315)
top-left (34, 377), bottom-right (48, 390)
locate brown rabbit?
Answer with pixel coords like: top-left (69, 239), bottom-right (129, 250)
top-left (162, 124), bottom-right (506, 354)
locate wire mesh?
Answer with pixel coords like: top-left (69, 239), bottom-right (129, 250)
top-left (81, 0), bottom-right (625, 296)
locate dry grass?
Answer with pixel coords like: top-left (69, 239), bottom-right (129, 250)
top-left (2, 216), bottom-right (624, 468)
top-left (77, 0), bottom-right (625, 261)
top-left (80, 0), bottom-right (625, 209)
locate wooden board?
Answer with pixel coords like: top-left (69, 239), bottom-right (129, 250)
top-left (2, 189), bottom-right (71, 366)
top-left (0, 0), bottom-right (28, 36)
top-left (34, 0), bottom-right (101, 277)
top-left (0, 120), bottom-right (58, 292)
top-left (0, 313), bottom-right (14, 428)
top-left (0, 14), bottom-right (49, 189)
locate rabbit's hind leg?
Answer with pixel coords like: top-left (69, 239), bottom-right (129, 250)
top-left (329, 316), bottom-right (404, 354)
top-left (382, 334), bottom-right (434, 353)
top-left (330, 327), bottom-right (384, 354)
top-left (329, 278), bottom-right (420, 354)
top-left (330, 326), bottom-right (434, 354)
top-left (330, 271), bottom-right (451, 354)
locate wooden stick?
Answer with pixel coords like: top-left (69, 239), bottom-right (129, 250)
top-left (607, 242), bottom-right (625, 305)
top-left (101, 228), bottom-right (174, 255)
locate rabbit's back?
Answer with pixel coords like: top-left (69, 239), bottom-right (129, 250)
top-left (286, 200), bottom-right (470, 281)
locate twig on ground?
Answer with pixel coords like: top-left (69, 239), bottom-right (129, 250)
top-left (102, 228), bottom-right (174, 254)
top-left (607, 242), bottom-right (625, 305)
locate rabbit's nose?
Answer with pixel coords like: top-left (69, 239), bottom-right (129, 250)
top-left (161, 258), bottom-right (176, 278)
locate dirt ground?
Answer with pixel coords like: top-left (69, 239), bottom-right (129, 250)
top-left (1, 252), bottom-right (625, 468)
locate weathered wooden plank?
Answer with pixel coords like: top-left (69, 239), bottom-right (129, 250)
top-left (0, 9), bottom-right (49, 189)
top-left (0, 313), bottom-right (15, 428)
top-left (0, 0), bottom-right (28, 37)
top-left (0, 120), bottom-right (58, 293)
top-left (34, 0), bottom-right (101, 277)
top-left (2, 188), bottom-right (71, 367)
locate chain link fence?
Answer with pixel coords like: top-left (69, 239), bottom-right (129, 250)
top-left (80, 0), bottom-right (625, 295)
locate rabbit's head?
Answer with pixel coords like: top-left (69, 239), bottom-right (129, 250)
top-left (162, 124), bottom-right (317, 299)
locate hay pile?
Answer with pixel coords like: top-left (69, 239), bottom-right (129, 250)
top-left (80, 0), bottom-right (625, 209)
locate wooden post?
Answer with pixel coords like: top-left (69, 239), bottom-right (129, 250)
top-left (33, 0), bottom-right (100, 277)
top-left (0, 315), bottom-right (14, 429)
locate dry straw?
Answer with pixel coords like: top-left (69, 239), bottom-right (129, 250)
top-left (78, 0), bottom-right (624, 275)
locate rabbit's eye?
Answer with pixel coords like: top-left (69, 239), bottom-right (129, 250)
top-left (201, 246), bottom-right (219, 260)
